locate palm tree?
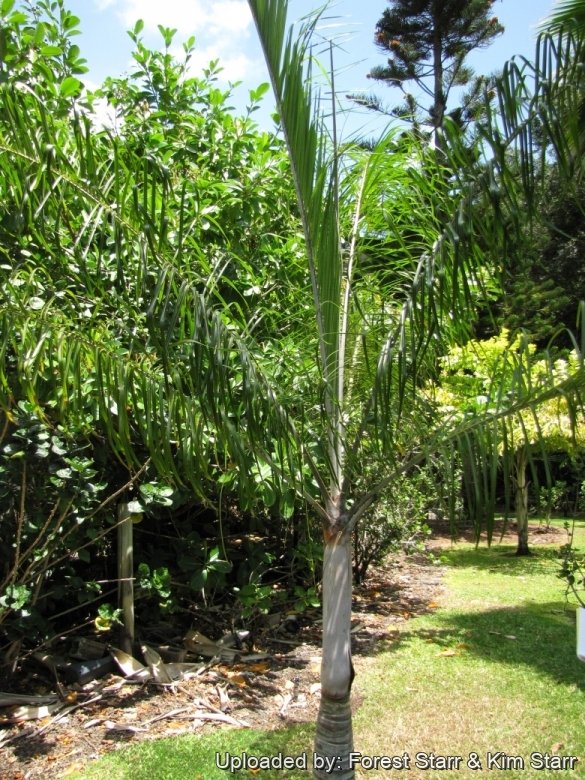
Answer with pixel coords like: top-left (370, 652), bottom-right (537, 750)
top-left (246, 1), bottom-right (585, 776)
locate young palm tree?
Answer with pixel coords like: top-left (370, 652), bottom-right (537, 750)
top-left (247, 1), bottom-right (585, 776)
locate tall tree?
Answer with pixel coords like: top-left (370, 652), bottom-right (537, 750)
top-left (367, 0), bottom-right (504, 143)
top-left (499, 168), bottom-right (585, 349)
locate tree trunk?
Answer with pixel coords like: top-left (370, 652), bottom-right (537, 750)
top-left (314, 528), bottom-right (355, 780)
top-left (432, 19), bottom-right (445, 154)
top-left (515, 447), bottom-right (531, 556)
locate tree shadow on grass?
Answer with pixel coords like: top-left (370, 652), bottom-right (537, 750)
top-left (395, 600), bottom-right (584, 691)
top-left (438, 544), bottom-right (566, 577)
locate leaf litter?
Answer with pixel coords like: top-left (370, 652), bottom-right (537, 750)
top-left (0, 551), bottom-right (444, 779)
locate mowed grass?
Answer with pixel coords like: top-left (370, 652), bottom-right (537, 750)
top-left (353, 518), bottom-right (585, 779)
top-left (64, 725), bottom-right (314, 779)
top-left (69, 519), bottom-right (585, 780)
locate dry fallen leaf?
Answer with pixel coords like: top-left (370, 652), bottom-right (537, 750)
top-left (0, 693), bottom-right (59, 707)
top-left (551, 742), bottom-right (564, 754)
top-left (438, 649), bottom-right (458, 657)
top-left (427, 602), bottom-right (440, 609)
top-left (246, 662), bottom-right (270, 673)
top-left (7, 703), bottom-right (63, 722)
top-left (142, 644), bottom-right (173, 684)
top-left (110, 647), bottom-right (150, 679)
top-left (166, 719), bottom-right (187, 729)
top-left (225, 672), bottom-right (247, 688)
top-left (83, 718), bottom-right (104, 729)
top-left (216, 684), bottom-right (230, 709)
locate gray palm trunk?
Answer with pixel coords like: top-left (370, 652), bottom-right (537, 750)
top-left (514, 446), bottom-right (530, 556)
top-left (314, 523), bottom-right (355, 779)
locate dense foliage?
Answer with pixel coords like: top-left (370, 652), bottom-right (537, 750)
top-left (0, 0), bottom-right (316, 650)
top-left (432, 330), bottom-right (585, 553)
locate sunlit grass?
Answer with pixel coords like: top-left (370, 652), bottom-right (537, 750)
top-left (67, 725), bottom-right (314, 779)
top-left (354, 523), bottom-right (585, 779)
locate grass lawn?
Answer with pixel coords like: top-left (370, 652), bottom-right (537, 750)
top-left (70, 519), bottom-right (585, 779)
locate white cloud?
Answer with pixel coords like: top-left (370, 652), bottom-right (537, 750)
top-left (183, 45), bottom-right (255, 84)
top-left (99, 0), bottom-right (255, 83)
top-left (114, 0), bottom-right (252, 39)
top-left (117, 0), bottom-right (208, 32)
top-left (207, 2), bottom-right (253, 34)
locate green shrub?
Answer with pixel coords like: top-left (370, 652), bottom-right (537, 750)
top-left (0, 402), bottom-right (112, 645)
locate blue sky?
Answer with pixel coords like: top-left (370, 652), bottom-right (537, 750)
top-left (58, 0), bottom-right (558, 137)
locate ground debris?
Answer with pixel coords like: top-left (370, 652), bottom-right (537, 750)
top-left (0, 550), bottom-right (444, 779)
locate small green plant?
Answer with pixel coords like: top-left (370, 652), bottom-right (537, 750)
top-left (234, 581), bottom-right (280, 619)
top-left (353, 465), bottom-right (445, 583)
top-left (190, 545), bottom-right (232, 604)
top-left (136, 563), bottom-right (175, 613)
top-left (293, 536), bottom-right (323, 580)
top-left (0, 583), bottom-right (31, 616)
top-left (292, 584), bottom-right (320, 612)
top-left (94, 603), bottom-right (123, 632)
top-left (137, 482), bottom-right (175, 508)
top-left (536, 481), bottom-right (568, 524)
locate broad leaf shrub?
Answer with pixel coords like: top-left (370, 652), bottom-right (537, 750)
top-left (0, 1), bottom-right (320, 656)
top-left (352, 458), bottom-right (464, 583)
top-left (0, 402), bottom-right (111, 643)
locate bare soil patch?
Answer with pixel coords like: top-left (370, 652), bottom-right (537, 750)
top-left (426, 517), bottom-right (569, 550)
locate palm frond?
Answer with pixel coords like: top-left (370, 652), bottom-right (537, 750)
top-left (540, 0), bottom-right (585, 35)
top-left (247, 0), bottom-right (344, 493)
top-left (0, 75), bottom-right (329, 520)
